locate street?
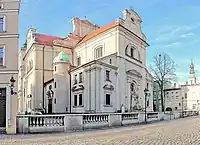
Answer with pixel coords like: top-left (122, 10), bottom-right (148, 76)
top-left (1, 117), bottom-right (200, 145)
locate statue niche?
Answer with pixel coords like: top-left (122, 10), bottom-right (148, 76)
top-left (46, 85), bottom-right (54, 114)
top-left (130, 82), bottom-right (140, 111)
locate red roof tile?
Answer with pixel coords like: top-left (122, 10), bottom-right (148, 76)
top-left (76, 21), bottom-right (119, 46)
top-left (34, 33), bottom-right (64, 45)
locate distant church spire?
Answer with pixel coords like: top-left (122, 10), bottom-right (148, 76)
top-left (190, 59), bottom-right (195, 74)
top-left (188, 59), bottom-right (196, 85)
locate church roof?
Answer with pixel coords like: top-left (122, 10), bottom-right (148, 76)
top-left (34, 33), bottom-right (64, 45)
top-left (76, 21), bottom-right (119, 46)
top-left (53, 51), bottom-right (70, 63)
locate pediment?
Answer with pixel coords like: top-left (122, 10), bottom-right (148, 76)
top-left (72, 85), bottom-right (84, 92)
top-left (103, 84), bottom-right (114, 91)
top-left (126, 69), bottom-right (142, 78)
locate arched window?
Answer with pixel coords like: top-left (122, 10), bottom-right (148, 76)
top-left (130, 83), bottom-right (134, 91)
top-left (130, 47), bottom-right (136, 58)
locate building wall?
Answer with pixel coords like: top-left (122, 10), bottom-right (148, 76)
top-left (0, 0), bottom-right (19, 127)
top-left (70, 61), bottom-right (117, 113)
top-left (74, 28), bottom-right (118, 66)
top-left (165, 89), bottom-right (183, 111)
top-left (164, 84), bottom-right (200, 112)
top-left (182, 85), bottom-right (200, 111)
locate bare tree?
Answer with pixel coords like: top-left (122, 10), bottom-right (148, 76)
top-left (150, 53), bottom-right (176, 112)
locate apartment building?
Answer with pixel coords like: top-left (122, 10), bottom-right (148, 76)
top-left (0, 0), bottom-right (20, 127)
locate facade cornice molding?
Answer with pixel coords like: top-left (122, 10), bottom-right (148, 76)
top-left (126, 69), bottom-right (142, 78)
top-left (0, 70), bottom-right (18, 74)
top-left (0, 0), bottom-right (20, 2)
top-left (0, 34), bottom-right (19, 38)
top-left (0, 9), bottom-right (19, 13)
top-left (70, 59), bottom-right (118, 73)
top-left (117, 55), bottom-right (145, 69)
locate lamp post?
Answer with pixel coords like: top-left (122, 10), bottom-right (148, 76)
top-left (182, 96), bottom-right (184, 118)
top-left (144, 88), bottom-right (148, 123)
top-left (10, 76), bottom-right (16, 95)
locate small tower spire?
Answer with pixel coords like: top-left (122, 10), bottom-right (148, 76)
top-left (190, 59), bottom-right (195, 74)
top-left (188, 59), bottom-right (196, 85)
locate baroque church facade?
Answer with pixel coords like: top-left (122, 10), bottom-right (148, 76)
top-left (18, 9), bottom-right (153, 114)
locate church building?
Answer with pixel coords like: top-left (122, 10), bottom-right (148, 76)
top-left (18, 9), bottom-right (154, 114)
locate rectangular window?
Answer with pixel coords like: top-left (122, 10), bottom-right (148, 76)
top-left (54, 82), bottom-right (56, 88)
top-left (0, 17), bottom-right (4, 32)
top-left (147, 100), bottom-right (149, 107)
top-left (106, 94), bottom-right (111, 105)
top-left (0, 47), bottom-right (4, 66)
top-left (77, 57), bottom-right (81, 66)
top-left (74, 74), bottom-right (77, 84)
top-left (185, 93), bottom-right (187, 99)
top-left (79, 72), bottom-right (83, 83)
top-left (74, 95), bottom-right (77, 106)
top-left (95, 47), bottom-right (102, 58)
top-left (179, 103), bottom-right (181, 106)
top-left (106, 70), bottom-right (110, 81)
top-left (79, 94), bottom-right (83, 106)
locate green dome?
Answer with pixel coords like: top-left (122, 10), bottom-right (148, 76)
top-left (58, 51), bottom-right (70, 62)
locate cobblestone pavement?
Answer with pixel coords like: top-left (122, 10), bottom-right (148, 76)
top-left (1, 117), bottom-right (200, 145)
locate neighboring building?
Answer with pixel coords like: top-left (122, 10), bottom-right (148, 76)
top-left (164, 61), bottom-right (200, 112)
top-left (164, 86), bottom-right (184, 111)
top-left (0, 0), bottom-right (20, 127)
top-left (19, 9), bottom-right (154, 114)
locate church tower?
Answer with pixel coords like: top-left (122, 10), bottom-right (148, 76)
top-left (189, 60), bottom-right (196, 85)
top-left (53, 51), bottom-right (71, 113)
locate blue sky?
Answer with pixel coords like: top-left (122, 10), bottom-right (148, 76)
top-left (19, 0), bottom-right (200, 84)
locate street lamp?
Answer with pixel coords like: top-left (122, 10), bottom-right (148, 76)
top-left (181, 96), bottom-right (184, 118)
top-left (10, 76), bottom-right (16, 95)
top-left (144, 88), bottom-right (148, 123)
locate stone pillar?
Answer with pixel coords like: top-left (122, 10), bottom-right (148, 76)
top-left (6, 93), bottom-right (18, 134)
top-left (64, 115), bottom-right (83, 132)
top-left (138, 112), bottom-right (145, 124)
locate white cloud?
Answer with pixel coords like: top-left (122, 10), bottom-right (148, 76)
top-left (154, 24), bottom-right (198, 43)
top-left (180, 32), bottom-right (194, 38)
top-left (171, 25), bottom-right (192, 34)
top-left (163, 42), bottom-right (182, 48)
